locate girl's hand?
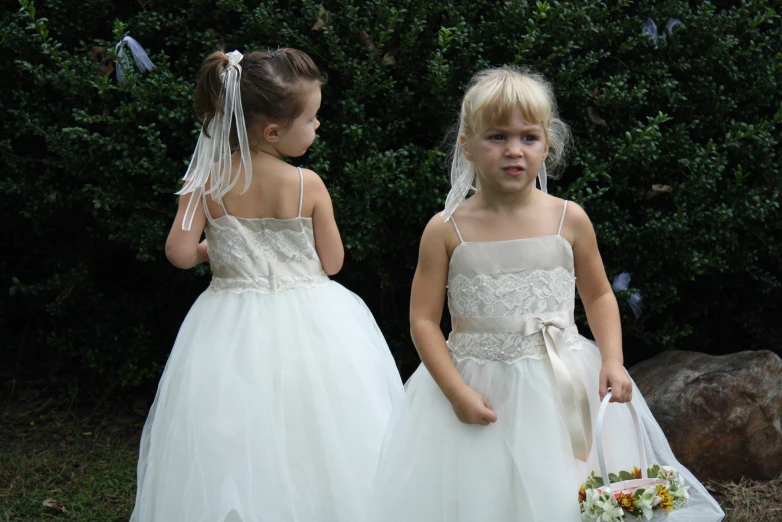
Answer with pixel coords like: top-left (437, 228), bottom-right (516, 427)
top-left (449, 385), bottom-right (498, 425)
top-left (599, 361), bottom-right (633, 403)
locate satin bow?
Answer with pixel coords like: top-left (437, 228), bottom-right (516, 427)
top-left (522, 312), bottom-right (593, 461)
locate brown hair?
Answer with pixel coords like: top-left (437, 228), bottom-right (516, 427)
top-left (194, 48), bottom-right (321, 138)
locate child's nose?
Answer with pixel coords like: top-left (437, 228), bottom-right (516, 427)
top-left (505, 139), bottom-right (523, 156)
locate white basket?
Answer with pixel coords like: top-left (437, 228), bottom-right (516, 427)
top-left (595, 391), bottom-right (668, 497)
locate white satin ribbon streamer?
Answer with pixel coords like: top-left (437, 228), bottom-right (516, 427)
top-left (177, 51), bottom-right (252, 230)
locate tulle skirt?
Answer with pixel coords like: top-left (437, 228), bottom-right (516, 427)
top-left (130, 281), bottom-right (404, 522)
top-left (370, 337), bottom-right (724, 522)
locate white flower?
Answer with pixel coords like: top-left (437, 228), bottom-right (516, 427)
top-left (582, 489), bottom-right (624, 522)
top-left (673, 474), bottom-right (687, 489)
top-left (583, 488), bottom-right (625, 522)
top-left (582, 489), bottom-right (603, 521)
top-left (598, 503), bottom-right (625, 522)
top-left (582, 509), bottom-right (597, 522)
top-left (634, 488), bottom-right (658, 520)
top-left (672, 484), bottom-right (691, 507)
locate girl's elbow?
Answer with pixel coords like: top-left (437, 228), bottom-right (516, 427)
top-left (165, 242), bottom-right (195, 269)
top-left (321, 250), bottom-right (344, 276)
top-left (322, 258), bottom-right (343, 276)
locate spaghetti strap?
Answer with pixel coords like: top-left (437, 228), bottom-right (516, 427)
top-left (202, 183), bottom-right (229, 227)
top-left (451, 216), bottom-right (465, 243)
top-left (297, 167), bottom-right (304, 218)
top-left (218, 194), bottom-right (230, 218)
top-left (556, 200), bottom-right (568, 236)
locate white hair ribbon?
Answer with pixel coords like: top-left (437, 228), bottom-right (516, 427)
top-left (114, 36), bottom-right (155, 83)
top-left (537, 162), bottom-right (548, 195)
top-left (442, 123), bottom-right (476, 222)
top-left (177, 50), bottom-right (252, 230)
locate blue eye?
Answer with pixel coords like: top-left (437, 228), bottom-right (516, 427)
top-left (523, 135), bottom-right (538, 142)
top-left (488, 134), bottom-right (506, 141)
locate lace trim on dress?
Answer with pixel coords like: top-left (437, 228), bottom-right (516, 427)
top-left (448, 267), bottom-right (576, 317)
top-left (448, 326), bottom-right (582, 363)
top-left (209, 274), bottom-right (330, 294)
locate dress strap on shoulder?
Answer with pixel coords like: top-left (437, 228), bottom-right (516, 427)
top-left (218, 194), bottom-right (230, 217)
top-left (556, 200), bottom-right (569, 236)
top-left (297, 167), bottom-right (304, 218)
top-left (205, 182), bottom-right (230, 225)
top-left (451, 216), bottom-right (465, 244)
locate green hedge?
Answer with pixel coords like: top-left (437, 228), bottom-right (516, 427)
top-left (1, 0), bottom-right (780, 387)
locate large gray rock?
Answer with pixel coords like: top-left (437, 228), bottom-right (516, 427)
top-left (629, 350), bottom-right (782, 481)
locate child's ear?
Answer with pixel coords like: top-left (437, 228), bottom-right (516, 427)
top-left (263, 123), bottom-right (282, 143)
top-left (459, 134), bottom-right (473, 161)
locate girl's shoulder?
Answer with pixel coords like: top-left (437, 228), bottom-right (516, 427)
top-left (557, 198), bottom-right (591, 227)
top-left (556, 198), bottom-right (595, 247)
top-left (536, 192), bottom-right (590, 225)
top-left (420, 211), bottom-right (462, 257)
top-left (300, 166), bottom-right (325, 188)
top-left (299, 167), bottom-right (331, 203)
top-left (423, 211), bottom-right (459, 238)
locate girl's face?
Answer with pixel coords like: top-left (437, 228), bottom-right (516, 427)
top-left (274, 81), bottom-right (322, 157)
top-left (461, 108), bottom-right (549, 195)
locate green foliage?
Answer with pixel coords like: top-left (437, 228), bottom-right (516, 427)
top-left (1, 0), bottom-right (780, 386)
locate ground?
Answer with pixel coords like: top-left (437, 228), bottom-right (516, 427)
top-left (1, 380), bottom-right (780, 521)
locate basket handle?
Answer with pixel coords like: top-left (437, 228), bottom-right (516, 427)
top-left (595, 391), bottom-right (647, 489)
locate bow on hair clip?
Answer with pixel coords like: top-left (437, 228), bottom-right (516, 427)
top-left (642, 18), bottom-right (683, 49)
top-left (226, 50), bottom-right (243, 68)
top-left (114, 36), bottom-right (155, 83)
top-left (612, 272), bottom-right (644, 319)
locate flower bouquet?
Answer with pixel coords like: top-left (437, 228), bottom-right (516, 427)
top-left (579, 392), bottom-right (690, 521)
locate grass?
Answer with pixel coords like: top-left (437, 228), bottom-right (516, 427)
top-left (1, 382), bottom-right (141, 521)
top-left (2, 380), bottom-right (780, 521)
top-left (708, 476), bottom-right (782, 522)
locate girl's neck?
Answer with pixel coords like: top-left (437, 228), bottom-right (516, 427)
top-left (231, 146), bottom-right (288, 178)
top-left (250, 142), bottom-right (283, 159)
top-left (473, 184), bottom-right (539, 214)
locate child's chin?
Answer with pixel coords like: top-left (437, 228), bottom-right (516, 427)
top-left (502, 177), bottom-right (533, 189)
top-left (285, 148), bottom-right (308, 158)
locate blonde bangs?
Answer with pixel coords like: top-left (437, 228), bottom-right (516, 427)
top-left (464, 68), bottom-right (553, 137)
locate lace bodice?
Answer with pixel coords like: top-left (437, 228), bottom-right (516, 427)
top-left (203, 168), bottom-right (328, 293)
top-left (205, 216), bottom-right (328, 293)
top-left (447, 229), bottom-right (582, 363)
